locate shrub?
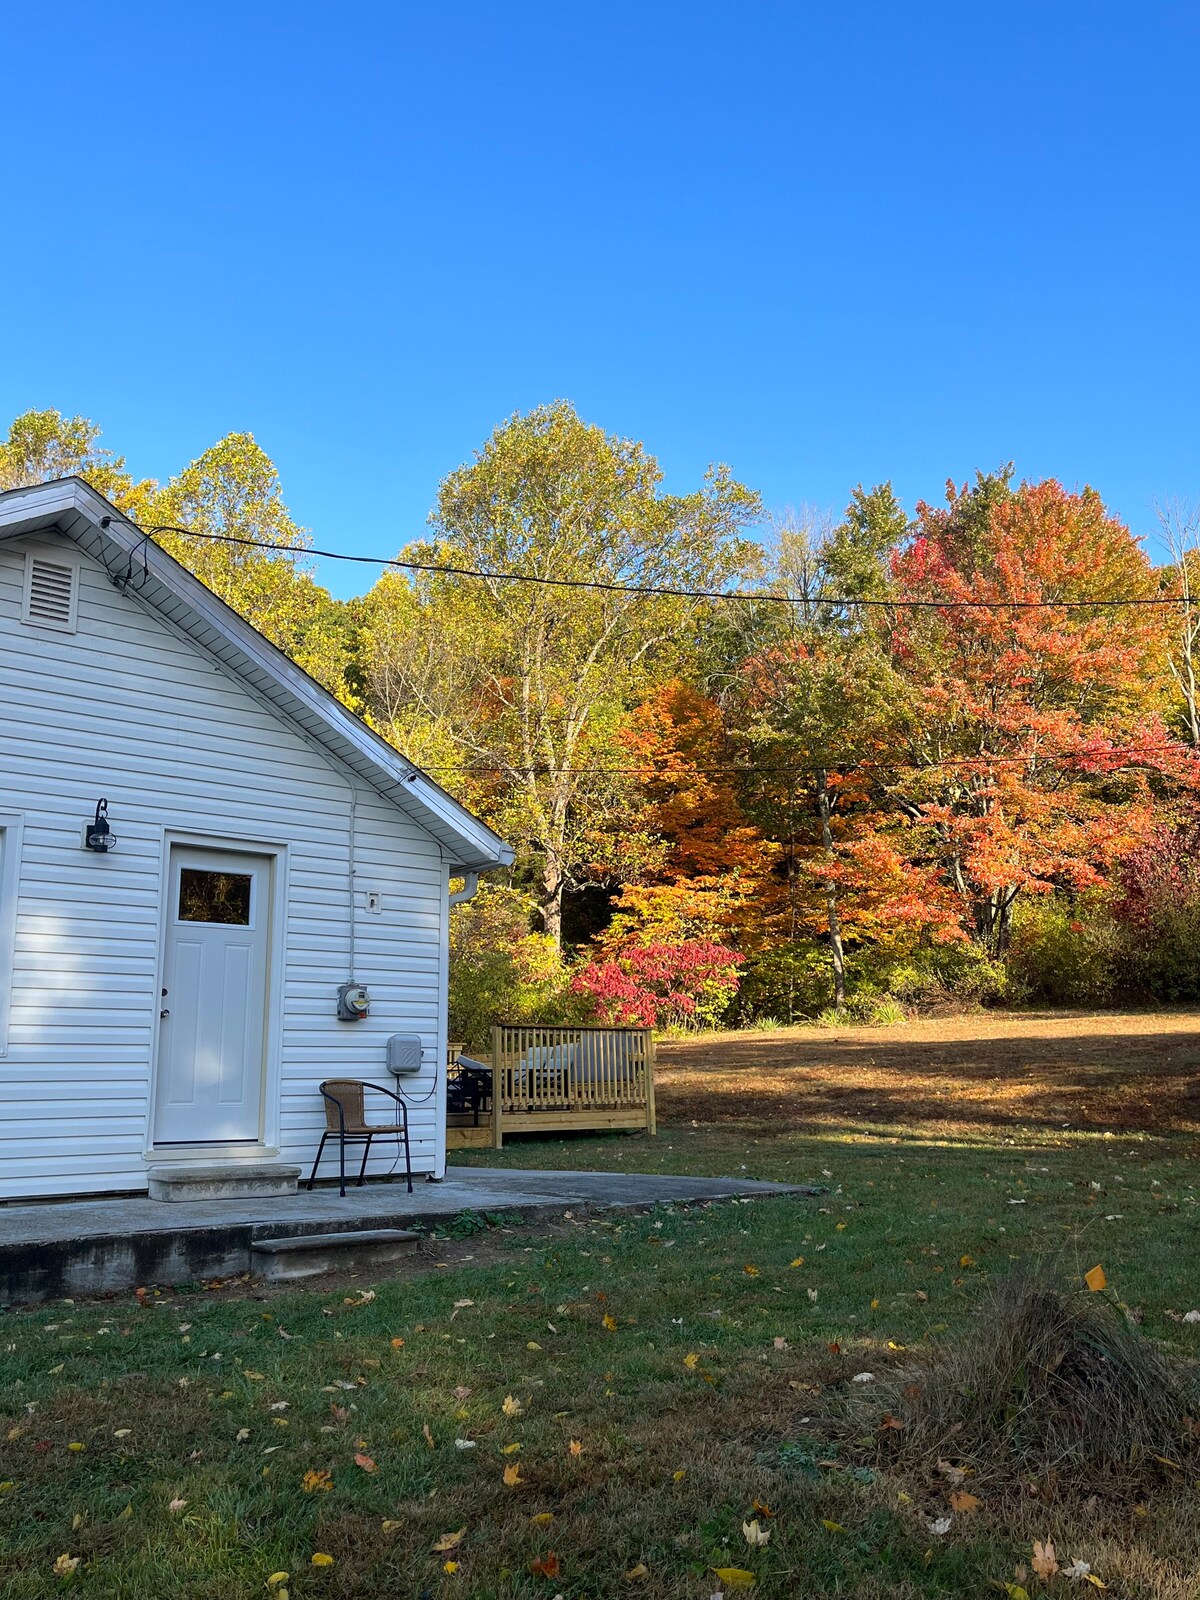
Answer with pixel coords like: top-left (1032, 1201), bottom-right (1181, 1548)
top-left (449, 884), bottom-right (594, 1049)
top-left (1112, 821), bottom-right (1200, 1000)
top-left (1007, 893), bottom-right (1121, 1005)
top-left (572, 939), bottom-right (743, 1030)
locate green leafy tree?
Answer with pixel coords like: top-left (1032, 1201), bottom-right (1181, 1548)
top-left (360, 401), bottom-right (760, 947)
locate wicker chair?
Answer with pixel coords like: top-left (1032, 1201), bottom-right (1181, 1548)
top-left (307, 1079), bottom-right (413, 1197)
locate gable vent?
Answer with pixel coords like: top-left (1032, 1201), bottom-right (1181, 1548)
top-left (22, 555), bottom-right (78, 632)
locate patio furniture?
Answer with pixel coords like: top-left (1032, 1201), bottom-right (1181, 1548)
top-left (307, 1079), bottom-right (414, 1197)
top-left (446, 1054), bottom-right (493, 1124)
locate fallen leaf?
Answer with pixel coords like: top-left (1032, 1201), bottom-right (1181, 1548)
top-left (742, 1518), bottom-right (770, 1548)
top-left (1085, 1265), bottom-right (1107, 1293)
top-left (310, 1552), bottom-right (334, 1567)
top-left (773, 1337), bottom-right (788, 1350)
top-left (959, 1255), bottom-right (975, 1269)
top-left (354, 1452), bottom-right (376, 1472)
top-left (390, 1337), bottom-right (405, 1348)
top-left (450, 1299), bottom-right (474, 1320)
top-left (236, 1429), bottom-right (251, 1443)
top-left (789, 1257), bottom-right (804, 1268)
top-left (381, 1520), bottom-right (403, 1534)
top-left (926, 1516), bottom-right (952, 1536)
top-left (568, 1439), bottom-right (583, 1456)
top-left (603, 1314), bottom-right (618, 1331)
top-left (851, 1372), bottom-right (875, 1383)
top-left (502, 1395), bottom-right (523, 1418)
top-left (711, 1567), bottom-right (756, 1588)
top-left (503, 1463), bottom-right (523, 1487)
top-left (822, 1519), bottom-right (845, 1533)
top-left (624, 1562), bottom-right (649, 1580)
top-left (265, 1574), bottom-right (289, 1594)
top-left (949, 1490), bottom-right (981, 1514)
top-left (455, 1438), bottom-right (477, 1450)
top-left (301, 1469), bottom-right (332, 1493)
top-left (67, 1442), bottom-right (86, 1453)
top-left (443, 1560), bottom-right (459, 1574)
top-left (531, 1553), bottom-right (561, 1578)
top-left (936, 1458), bottom-right (967, 1487)
top-left (807, 1289), bottom-right (819, 1303)
top-left (168, 1497), bottom-right (188, 1513)
top-left (114, 1429), bottom-right (131, 1439)
top-left (1032, 1539), bottom-right (1058, 1580)
top-left (243, 1370), bottom-right (266, 1381)
top-left (673, 1469), bottom-right (686, 1482)
top-left (422, 1424), bottom-right (436, 1449)
top-left (743, 1265), bottom-right (759, 1277)
top-left (530, 1512), bottom-right (555, 1528)
top-left (432, 1528), bottom-right (466, 1553)
top-left (51, 1555), bottom-right (80, 1577)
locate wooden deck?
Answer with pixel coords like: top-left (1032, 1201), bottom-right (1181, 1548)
top-left (446, 1025), bottom-right (656, 1149)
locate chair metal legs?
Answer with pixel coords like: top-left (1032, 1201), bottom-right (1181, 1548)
top-left (306, 1128), bottom-right (412, 1196)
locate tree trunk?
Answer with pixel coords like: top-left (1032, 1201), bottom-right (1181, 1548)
top-left (539, 860), bottom-right (564, 952)
top-left (815, 768), bottom-right (847, 1010)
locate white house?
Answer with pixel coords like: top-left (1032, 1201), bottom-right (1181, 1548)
top-left (0, 477), bottom-right (512, 1201)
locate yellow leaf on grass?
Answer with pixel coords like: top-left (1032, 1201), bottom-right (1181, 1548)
top-left (683, 1352), bottom-right (700, 1369)
top-left (1085, 1264), bottom-right (1107, 1293)
top-left (502, 1463), bottom-right (523, 1487)
top-left (67, 1442), bottom-right (86, 1452)
top-left (432, 1529), bottom-right (466, 1553)
top-left (0, 1483), bottom-right (16, 1494)
top-left (443, 1561), bottom-right (459, 1574)
top-left (1001, 1586), bottom-right (1031, 1600)
top-left (265, 1574), bottom-right (289, 1593)
top-left (742, 1519), bottom-right (770, 1548)
top-left (603, 1314), bottom-right (618, 1331)
top-left (501, 1442), bottom-right (521, 1455)
top-left (673, 1469), bottom-right (686, 1482)
top-left (390, 1337), bottom-right (405, 1349)
top-left (743, 1265), bottom-right (759, 1277)
top-left (51, 1555), bottom-right (80, 1577)
top-left (624, 1562), bottom-right (649, 1580)
top-left (949, 1490), bottom-right (981, 1514)
top-left (789, 1257), bottom-right (805, 1268)
top-left (302, 1470), bottom-right (332, 1493)
top-left (530, 1512), bottom-right (555, 1528)
top-left (712, 1567), bottom-right (756, 1589)
top-left (959, 1255), bottom-right (975, 1269)
top-left (422, 1424), bottom-right (436, 1449)
top-left (243, 1370), bottom-right (266, 1381)
top-left (381, 1520), bottom-right (403, 1534)
top-left (568, 1440), bottom-right (583, 1456)
top-left (310, 1552), bottom-right (334, 1567)
top-left (502, 1395), bottom-right (523, 1417)
top-left (822, 1519), bottom-right (845, 1533)
top-left (354, 1452), bottom-right (376, 1472)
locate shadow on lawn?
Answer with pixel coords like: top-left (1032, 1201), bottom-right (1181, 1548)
top-left (655, 1019), bottom-right (1200, 1140)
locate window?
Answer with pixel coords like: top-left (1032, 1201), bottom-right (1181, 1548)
top-left (178, 869), bottom-right (253, 925)
top-left (21, 552), bottom-right (78, 632)
top-left (0, 816), bottom-right (21, 1058)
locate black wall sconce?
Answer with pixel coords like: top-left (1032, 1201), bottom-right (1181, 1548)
top-left (84, 798), bottom-right (117, 853)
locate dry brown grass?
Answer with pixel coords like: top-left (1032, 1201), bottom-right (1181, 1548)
top-left (656, 1009), bottom-right (1200, 1142)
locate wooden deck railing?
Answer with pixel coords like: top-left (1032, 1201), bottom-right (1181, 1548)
top-left (458, 1024), bottom-right (656, 1148)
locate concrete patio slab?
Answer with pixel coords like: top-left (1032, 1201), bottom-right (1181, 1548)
top-left (0, 1167), bottom-right (816, 1302)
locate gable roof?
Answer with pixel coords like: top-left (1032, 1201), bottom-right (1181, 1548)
top-left (0, 477), bottom-right (513, 873)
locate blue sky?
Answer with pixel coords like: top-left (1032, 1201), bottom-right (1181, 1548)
top-left (3, 3), bottom-right (1198, 596)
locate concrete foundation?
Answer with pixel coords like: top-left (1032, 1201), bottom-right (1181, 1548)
top-left (0, 1168), bottom-right (819, 1301)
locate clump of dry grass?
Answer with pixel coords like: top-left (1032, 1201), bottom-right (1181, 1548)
top-left (841, 1271), bottom-right (1200, 1497)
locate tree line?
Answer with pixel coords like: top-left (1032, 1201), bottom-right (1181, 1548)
top-left (7, 403), bottom-right (1200, 1042)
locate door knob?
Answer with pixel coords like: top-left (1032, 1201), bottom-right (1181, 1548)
top-left (160, 1008), bottom-right (170, 1018)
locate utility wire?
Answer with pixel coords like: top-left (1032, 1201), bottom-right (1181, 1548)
top-left (140, 521), bottom-right (1197, 612)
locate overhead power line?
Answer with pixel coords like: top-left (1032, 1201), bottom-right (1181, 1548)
top-left (415, 745), bottom-right (1196, 776)
top-left (134, 520), bottom-right (1197, 612)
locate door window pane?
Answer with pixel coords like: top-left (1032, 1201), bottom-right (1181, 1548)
top-left (178, 869), bottom-right (252, 925)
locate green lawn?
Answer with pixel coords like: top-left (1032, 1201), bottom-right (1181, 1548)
top-left (2, 1016), bottom-right (1199, 1598)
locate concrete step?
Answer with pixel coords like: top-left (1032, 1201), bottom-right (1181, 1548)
top-left (249, 1228), bottom-right (421, 1282)
top-left (147, 1163), bottom-right (301, 1202)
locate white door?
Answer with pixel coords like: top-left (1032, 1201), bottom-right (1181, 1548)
top-left (153, 846), bottom-right (272, 1144)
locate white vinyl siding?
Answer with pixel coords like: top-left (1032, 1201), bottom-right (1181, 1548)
top-left (0, 535), bottom-right (448, 1199)
top-left (0, 813), bottom-right (21, 1056)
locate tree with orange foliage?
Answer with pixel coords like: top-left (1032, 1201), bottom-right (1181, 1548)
top-left (606, 680), bottom-right (777, 949)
